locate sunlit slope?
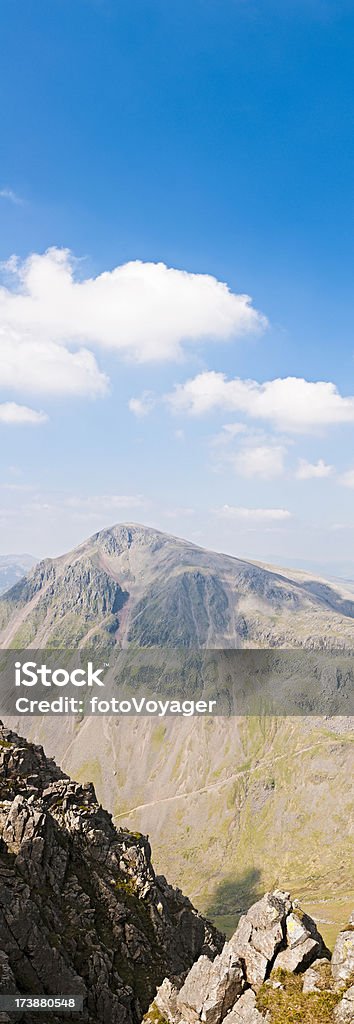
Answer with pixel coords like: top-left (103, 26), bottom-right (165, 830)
top-left (1, 522), bottom-right (354, 648)
top-left (11, 709), bottom-right (353, 952)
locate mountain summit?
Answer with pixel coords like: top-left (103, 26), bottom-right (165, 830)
top-left (1, 522), bottom-right (354, 649)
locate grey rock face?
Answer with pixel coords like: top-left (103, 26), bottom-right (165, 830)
top-left (223, 989), bottom-right (266, 1023)
top-left (272, 910), bottom-right (327, 974)
top-left (154, 978), bottom-right (181, 1023)
top-left (148, 889), bottom-right (332, 1024)
top-left (230, 891), bottom-right (291, 991)
top-left (301, 958), bottom-right (332, 994)
top-left (332, 926), bottom-right (354, 986)
top-left (0, 723), bottom-right (223, 1024)
top-left (176, 940), bottom-right (244, 1024)
top-left (333, 985), bottom-right (354, 1023)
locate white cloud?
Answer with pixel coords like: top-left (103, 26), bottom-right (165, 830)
top-left (167, 371), bottom-right (354, 432)
top-left (0, 188), bottom-right (23, 206)
top-left (215, 505), bottom-right (292, 522)
top-left (232, 443), bottom-right (286, 479)
top-left (219, 422), bottom-right (248, 438)
top-left (0, 249), bottom-right (266, 393)
top-left (15, 492), bottom-right (146, 524)
top-left (211, 424), bottom-right (287, 479)
top-left (64, 494), bottom-right (144, 511)
top-left (296, 458), bottom-right (333, 479)
top-left (128, 391), bottom-right (156, 417)
top-left (0, 402), bottom-right (47, 425)
top-left (0, 330), bottom-right (108, 397)
top-left (340, 468), bottom-right (354, 488)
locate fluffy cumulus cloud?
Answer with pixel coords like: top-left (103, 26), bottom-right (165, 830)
top-left (296, 458), bottom-right (333, 479)
top-left (0, 331), bottom-right (108, 397)
top-left (0, 248), bottom-right (266, 398)
top-left (0, 402), bottom-right (47, 425)
top-left (168, 371), bottom-right (354, 432)
top-left (216, 505), bottom-right (292, 522)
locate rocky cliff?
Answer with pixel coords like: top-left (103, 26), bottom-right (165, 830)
top-left (0, 723), bottom-right (222, 1024)
top-left (147, 892), bottom-right (354, 1024)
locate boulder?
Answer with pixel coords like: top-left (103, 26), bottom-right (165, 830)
top-left (332, 922), bottom-right (354, 986)
top-left (229, 892), bottom-right (291, 991)
top-left (176, 944), bottom-right (243, 1024)
top-left (272, 911), bottom-right (326, 974)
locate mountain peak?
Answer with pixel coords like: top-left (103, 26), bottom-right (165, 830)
top-left (1, 522), bottom-right (353, 650)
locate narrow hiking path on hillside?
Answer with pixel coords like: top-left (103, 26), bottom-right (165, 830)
top-left (113, 737), bottom-right (327, 820)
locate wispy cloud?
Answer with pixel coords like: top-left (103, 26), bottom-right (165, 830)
top-left (340, 467), bottom-right (354, 488)
top-left (233, 443), bottom-right (286, 479)
top-left (0, 187), bottom-right (24, 206)
top-left (64, 493), bottom-right (145, 513)
top-left (215, 505), bottom-right (292, 522)
top-left (0, 402), bottom-right (47, 425)
top-left (129, 391), bottom-right (156, 417)
top-left (211, 423), bottom-right (288, 479)
top-left (164, 506), bottom-right (195, 519)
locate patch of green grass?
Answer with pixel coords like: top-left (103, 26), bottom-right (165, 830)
top-left (151, 724), bottom-right (167, 751)
top-left (143, 1002), bottom-right (168, 1024)
top-left (114, 878), bottom-right (136, 895)
top-left (256, 969), bottom-right (340, 1024)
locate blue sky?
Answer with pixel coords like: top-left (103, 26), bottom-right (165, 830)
top-left (0, 0), bottom-right (354, 575)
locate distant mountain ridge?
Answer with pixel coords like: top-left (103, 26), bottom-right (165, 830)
top-left (0, 553), bottom-right (36, 597)
top-left (1, 522), bottom-right (354, 649)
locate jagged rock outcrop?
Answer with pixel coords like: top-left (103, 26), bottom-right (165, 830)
top-left (226, 891), bottom-right (293, 991)
top-left (0, 723), bottom-right (223, 1024)
top-left (148, 894), bottom-right (354, 1024)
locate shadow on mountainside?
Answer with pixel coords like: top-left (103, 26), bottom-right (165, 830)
top-left (205, 867), bottom-right (262, 938)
